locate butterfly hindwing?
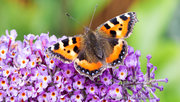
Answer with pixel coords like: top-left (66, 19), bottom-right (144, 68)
top-left (104, 38), bottom-right (128, 67)
top-left (74, 50), bottom-right (104, 80)
top-left (97, 12), bottom-right (137, 38)
top-left (46, 36), bottom-right (82, 63)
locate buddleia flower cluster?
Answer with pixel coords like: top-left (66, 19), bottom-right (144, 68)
top-left (0, 30), bottom-right (168, 102)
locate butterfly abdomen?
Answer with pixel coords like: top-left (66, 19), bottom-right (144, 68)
top-left (85, 31), bottom-right (104, 59)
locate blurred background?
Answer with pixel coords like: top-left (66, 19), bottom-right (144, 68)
top-left (0, 0), bottom-right (180, 101)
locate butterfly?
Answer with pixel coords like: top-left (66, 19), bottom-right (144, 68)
top-left (46, 12), bottom-right (138, 80)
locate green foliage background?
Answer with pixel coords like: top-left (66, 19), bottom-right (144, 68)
top-left (0, 0), bottom-right (180, 101)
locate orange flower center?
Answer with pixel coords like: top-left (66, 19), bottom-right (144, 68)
top-left (102, 99), bottom-right (107, 102)
top-left (116, 88), bottom-right (119, 93)
top-left (32, 62), bottom-right (35, 66)
top-left (25, 72), bottom-right (28, 76)
top-left (43, 94), bottom-right (46, 98)
top-left (1, 80), bottom-right (5, 84)
top-left (1, 50), bottom-right (5, 54)
top-left (46, 54), bottom-right (49, 58)
top-left (13, 77), bottom-right (16, 81)
top-left (56, 76), bottom-right (59, 81)
top-left (93, 96), bottom-right (97, 100)
top-left (10, 87), bottom-right (13, 90)
top-left (68, 86), bottom-right (71, 90)
top-left (21, 99), bottom-right (24, 102)
top-left (61, 97), bottom-right (65, 100)
top-left (66, 70), bottom-right (70, 74)
top-left (22, 60), bottom-right (26, 64)
top-left (40, 82), bottom-right (42, 87)
top-left (22, 92), bottom-right (25, 96)
top-left (104, 78), bottom-right (107, 81)
top-left (6, 70), bottom-right (9, 74)
top-left (36, 73), bottom-right (39, 77)
top-left (52, 92), bottom-right (55, 96)
top-left (101, 87), bottom-right (104, 91)
top-left (64, 78), bottom-right (67, 82)
top-left (12, 52), bottom-right (15, 56)
top-left (90, 87), bottom-right (94, 91)
top-left (77, 81), bottom-right (81, 85)
top-left (50, 60), bottom-right (54, 64)
top-left (59, 85), bottom-right (62, 89)
top-left (121, 72), bottom-right (124, 76)
top-left (10, 97), bottom-right (14, 101)
top-left (76, 95), bottom-right (80, 99)
top-left (44, 77), bottom-right (47, 81)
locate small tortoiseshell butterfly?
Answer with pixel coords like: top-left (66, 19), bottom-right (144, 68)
top-left (46, 12), bottom-right (138, 80)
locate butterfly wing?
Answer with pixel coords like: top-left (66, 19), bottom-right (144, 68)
top-left (97, 12), bottom-right (138, 38)
top-left (46, 36), bottom-right (82, 63)
top-left (74, 51), bottom-right (104, 80)
top-left (103, 38), bottom-right (128, 67)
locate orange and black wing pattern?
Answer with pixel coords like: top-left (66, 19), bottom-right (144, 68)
top-left (105, 38), bottom-right (128, 67)
top-left (46, 36), bottom-right (82, 63)
top-left (74, 49), bottom-right (104, 80)
top-left (97, 12), bottom-right (138, 38)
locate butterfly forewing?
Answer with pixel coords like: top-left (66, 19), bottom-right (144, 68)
top-left (46, 36), bottom-right (82, 63)
top-left (97, 12), bottom-right (137, 39)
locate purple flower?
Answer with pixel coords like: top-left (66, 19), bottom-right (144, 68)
top-left (54, 72), bottom-right (63, 83)
top-left (48, 86), bottom-right (58, 101)
top-left (100, 70), bottom-right (112, 86)
top-left (85, 84), bottom-right (98, 95)
top-left (0, 30), bottom-right (168, 101)
top-left (6, 96), bottom-right (18, 102)
top-left (73, 75), bottom-right (85, 89)
top-left (124, 54), bottom-right (137, 69)
top-left (24, 34), bottom-right (38, 41)
top-left (114, 65), bottom-right (128, 80)
top-left (2, 65), bottom-right (12, 77)
top-left (109, 83), bottom-right (123, 100)
top-left (0, 78), bottom-right (8, 90)
top-left (71, 90), bottom-right (84, 102)
top-left (65, 83), bottom-right (73, 92)
top-left (6, 85), bottom-right (18, 96)
top-left (86, 94), bottom-right (100, 102)
top-left (37, 92), bottom-right (48, 102)
top-left (28, 55), bottom-right (37, 68)
top-left (0, 44), bottom-right (8, 59)
top-left (18, 88), bottom-right (28, 101)
top-left (6, 29), bottom-right (17, 42)
top-left (35, 81), bottom-right (44, 93)
top-left (0, 90), bottom-right (5, 101)
top-left (98, 85), bottom-right (108, 97)
top-left (26, 86), bottom-right (37, 98)
top-left (16, 54), bottom-right (29, 68)
top-left (61, 63), bottom-right (75, 78)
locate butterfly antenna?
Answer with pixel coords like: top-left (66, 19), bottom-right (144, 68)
top-left (65, 12), bottom-right (89, 32)
top-left (89, 4), bottom-right (98, 29)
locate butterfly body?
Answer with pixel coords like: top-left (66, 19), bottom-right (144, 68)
top-left (46, 12), bottom-right (138, 80)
